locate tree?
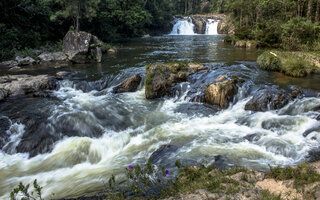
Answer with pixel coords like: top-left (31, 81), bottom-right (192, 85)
top-left (42, 0), bottom-right (101, 31)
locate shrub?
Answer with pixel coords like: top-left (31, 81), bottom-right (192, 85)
top-left (257, 52), bottom-right (282, 72)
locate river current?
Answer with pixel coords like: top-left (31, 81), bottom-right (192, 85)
top-left (0, 35), bottom-right (320, 199)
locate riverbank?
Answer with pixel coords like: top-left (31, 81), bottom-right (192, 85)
top-left (257, 51), bottom-right (320, 77)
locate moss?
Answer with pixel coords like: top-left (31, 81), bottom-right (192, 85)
top-left (166, 61), bottom-right (188, 73)
top-left (145, 72), bottom-right (155, 94)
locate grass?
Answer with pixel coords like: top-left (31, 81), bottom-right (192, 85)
top-left (266, 163), bottom-right (320, 189)
top-left (258, 190), bottom-right (283, 200)
top-left (257, 51), bottom-right (320, 77)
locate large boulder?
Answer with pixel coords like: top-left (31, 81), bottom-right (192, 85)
top-left (63, 31), bottom-right (102, 64)
top-left (114, 74), bottom-right (142, 93)
top-left (145, 62), bottom-right (207, 99)
top-left (204, 75), bottom-right (238, 109)
top-left (245, 89), bottom-right (291, 112)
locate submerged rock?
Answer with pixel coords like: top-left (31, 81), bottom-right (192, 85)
top-left (204, 75), bottom-right (238, 109)
top-left (145, 62), bottom-right (207, 99)
top-left (149, 145), bottom-right (179, 164)
top-left (63, 31), bottom-right (102, 63)
top-left (245, 89), bottom-right (291, 112)
top-left (113, 74), bottom-right (142, 93)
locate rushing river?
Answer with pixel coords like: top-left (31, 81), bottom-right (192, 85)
top-left (0, 35), bottom-right (320, 199)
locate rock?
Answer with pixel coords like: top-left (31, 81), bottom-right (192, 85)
top-left (204, 75), bottom-right (238, 109)
top-left (113, 74), bottom-right (142, 93)
top-left (63, 31), bottom-right (102, 63)
top-left (145, 62), bottom-right (207, 99)
top-left (243, 133), bottom-right (261, 142)
top-left (38, 52), bottom-right (67, 63)
top-left (245, 89), bottom-right (291, 112)
top-left (317, 93), bottom-right (320, 98)
top-left (246, 41), bottom-right (257, 49)
top-left (192, 18), bottom-right (206, 34)
top-left (290, 86), bottom-right (303, 98)
top-left (0, 89), bottom-right (8, 101)
top-left (149, 145), bottom-right (178, 164)
top-left (15, 56), bottom-right (36, 66)
top-left (0, 60), bottom-right (18, 67)
top-left (307, 147), bottom-right (320, 162)
top-left (235, 40), bottom-right (247, 48)
top-left (302, 123), bottom-right (320, 137)
top-left (107, 48), bottom-right (117, 54)
top-left (142, 34), bottom-right (151, 38)
top-left (8, 66), bottom-right (22, 72)
top-left (0, 74), bottom-right (58, 99)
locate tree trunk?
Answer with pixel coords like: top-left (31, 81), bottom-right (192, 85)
top-left (307, 0), bottom-right (313, 21)
top-left (316, 0), bottom-right (320, 22)
top-left (76, 0), bottom-right (80, 32)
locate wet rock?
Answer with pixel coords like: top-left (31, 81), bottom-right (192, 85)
top-left (245, 89), bottom-right (291, 112)
top-left (290, 86), bottom-right (303, 98)
top-left (213, 155), bottom-right (227, 169)
top-left (8, 66), bottom-right (22, 72)
top-left (0, 89), bottom-right (8, 101)
top-left (149, 145), bottom-right (178, 164)
top-left (113, 74), bottom-right (142, 93)
top-left (145, 62), bottom-right (207, 99)
top-left (63, 31), bottom-right (102, 63)
top-left (204, 75), bottom-right (238, 109)
top-left (307, 147), bottom-right (320, 162)
top-left (0, 74), bottom-right (59, 100)
top-left (107, 48), bottom-right (117, 54)
top-left (15, 56), bottom-right (36, 66)
top-left (0, 60), bottom-right (18, 67)
top-left (192, 18), bottom-right (206, 34)
top-left (243, 133), bottom-right (261, 142)
top-left (38, 52), bottom-right (67, 63)
top-left (302, 123), bottom-right (320, 137)
top-left (235, 40), bottom-right (246, 48)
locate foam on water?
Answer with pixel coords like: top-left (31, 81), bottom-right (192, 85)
top-left (0, 82), bottom-right (319, 199)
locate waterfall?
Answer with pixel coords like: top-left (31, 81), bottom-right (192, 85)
top-left (205, 19), bottom-right (219, 35)
top-left (170, 17), bottom-right (195, 35)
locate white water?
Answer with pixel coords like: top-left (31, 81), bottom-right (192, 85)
top-left (170, 17), bottom-right (195, 35)
top-left (0, 82), bottom-right (319, 199)
top-left (206, 19), bottom-right (219, 35)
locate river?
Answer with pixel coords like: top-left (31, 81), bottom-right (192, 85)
top-left (0, 35), bottom-right (320, 199)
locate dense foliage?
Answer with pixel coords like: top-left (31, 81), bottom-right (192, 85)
top-left (1, 0), bottom-right (320, 60)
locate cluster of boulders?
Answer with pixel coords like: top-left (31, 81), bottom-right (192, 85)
top-left (0, 31), bottom-right (104, 70)
top-left (0, 72), bottom-right (70, 101)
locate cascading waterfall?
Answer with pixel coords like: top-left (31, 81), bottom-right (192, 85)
top-left (170, 17), bottom-right (195, 35)
top-left (206, 19), bottom-right (219, 35)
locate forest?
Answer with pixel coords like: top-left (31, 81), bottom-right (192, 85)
top-left (1, 0), bottom-right (320, 60)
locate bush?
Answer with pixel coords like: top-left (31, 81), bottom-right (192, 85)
top-left (257, 52), bottom-right (282, 72)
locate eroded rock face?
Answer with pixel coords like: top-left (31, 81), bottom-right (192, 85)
top-left (204, 75), bottom-right (238, 109)
top-left (113, 74), bottom-right (142, 93)
top-left (245, 89), bottom-right (291, 112)
top-left (145, 62), bottom-right (207, 99)
top-left (63, 31), bottom-right (102, 63)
